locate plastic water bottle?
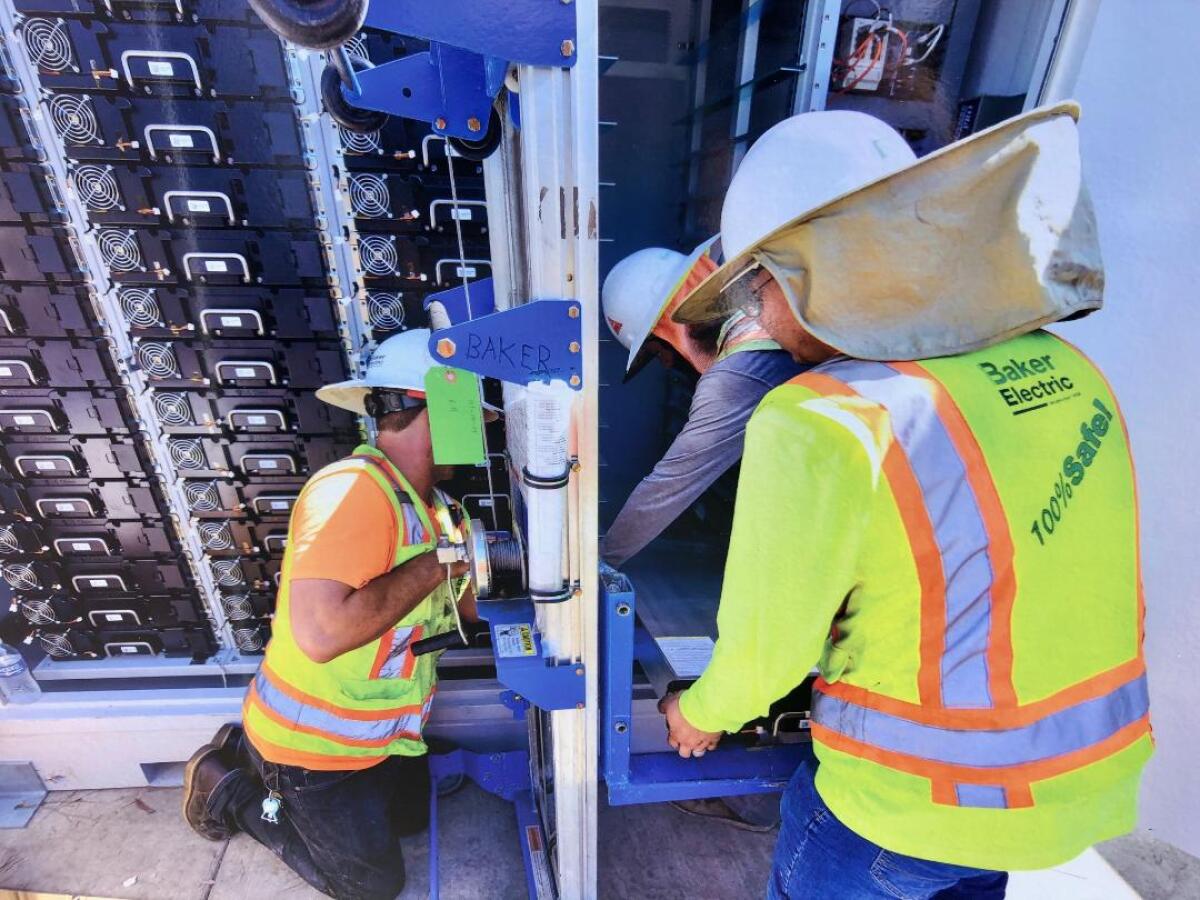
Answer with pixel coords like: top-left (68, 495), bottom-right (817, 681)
top-left (0, 642), bottom-right (41, 705)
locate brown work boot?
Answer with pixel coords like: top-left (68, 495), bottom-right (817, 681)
top-left (182, 742), bottom-right (239, 841)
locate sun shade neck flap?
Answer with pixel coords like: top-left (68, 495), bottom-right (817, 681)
top-left (758, 111), bottom-right (1104, 361)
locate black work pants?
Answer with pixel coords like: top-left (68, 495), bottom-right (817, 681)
top-left (209, 738), bottom-right (431, 900)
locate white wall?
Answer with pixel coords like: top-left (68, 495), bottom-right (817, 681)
top-left (1053, 0), bottom-right (1200, 858)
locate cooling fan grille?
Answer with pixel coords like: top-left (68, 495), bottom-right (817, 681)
top-left (184, 480), bottom-right (221, 512)
top-left (359, 234), bottom-right (398, 275)
top-left (39, 631), bottom-right (76, 658)
top-left (3, 563), bottom-right (41, 591)
top-left (73, 165), bottom-right (121, 212)
top-left (49, 94), bottom-right (100, 145)
top-left (349, 173), bottom-right (390, 218)
top-left (198, 520), bottom-right (234, 551)
top-left (152, 391), bottom-right (192, 426)
top-left (221, 593), bottom-right (254, 621)
top-left (24, 18), bottom-right (74, 73)
top-left (168, 438), bottom-right (206, 470)
top-left (0, 525), bottom-right (21, 555)
top-left (136, 341), bottom-right (180, 378)
top-left (366, 292), bottom-right (405, 330)
top-left (120, 288), bottom-right (163, 328)
top-left (98, 229), bottom-right (142, 273)
top-left (211, 558), bottom-right (245, 587)
top-left (340, 126), bottom-right (381, 155)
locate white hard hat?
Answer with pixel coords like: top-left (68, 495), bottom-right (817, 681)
top-left (317, 328), bottom-right (498, 418)
top-left (602, 238), bottom-right (720, 371)
top-left (602, 248), bottom-right (689, 370)
top-left (721, 111), bottom-right (916, 263)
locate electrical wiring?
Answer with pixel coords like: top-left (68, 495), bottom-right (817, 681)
top-left (904, 23), bottom-right (945, 66)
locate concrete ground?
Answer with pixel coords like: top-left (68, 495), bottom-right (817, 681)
top-left (0, 786), bottom-right (1196, 899)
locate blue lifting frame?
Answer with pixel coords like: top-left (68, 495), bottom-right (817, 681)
top-left (340, 0), bottom-right (576, 140)
top-left (600, 568), bottom-right (812, 805)
top-left (479, 599), bottom-right (585, 711)
top-left (424, 276), bottom-right (498, 323)
top-left (428, 747), bottom-right (552, 900)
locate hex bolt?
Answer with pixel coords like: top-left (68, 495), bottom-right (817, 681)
top-left (569, 374), bottom-right (581, 387)
top-left (436, 337), bottom-right (457, 358)
top-left (568, 305), bottom-right (580, 318)
top-left (575, 667), bottom-right (584, 677)
top-left (561, 39), bottom-right (575, 58)
top-left (467, 117), bottom-right (482, 132)
top-left (434, 117), bottom-right (447, 130)
top-left (569, 341), bottom-right (580, 353)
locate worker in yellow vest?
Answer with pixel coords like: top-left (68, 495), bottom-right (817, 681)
top-left (664, 103), bottom-right (1150, 897)
top-left (181, 329), bottom-right (492, 900)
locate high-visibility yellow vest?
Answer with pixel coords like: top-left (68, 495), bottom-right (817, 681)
top-left (795, 331), bottom-right (1151, 868)
top-left (243, 445), bottom-right (468, 771)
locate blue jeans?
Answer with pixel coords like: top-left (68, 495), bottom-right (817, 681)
top-left (768, 758), bottom-right (1008, 899)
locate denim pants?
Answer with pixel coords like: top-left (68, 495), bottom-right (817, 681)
top-left (768, 757), bottom-right (1008, 899)
top-left (208, 738), bottom-right (430, 900)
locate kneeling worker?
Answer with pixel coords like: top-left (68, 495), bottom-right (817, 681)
top-left (600, 238), bottom-right (805, 567)
top-left (181, 329), bottom-right (488, 900)
top-left (663, 105), bottom-right (1151, 897)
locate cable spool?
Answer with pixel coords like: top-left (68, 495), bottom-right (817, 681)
top-left (467, 519), bottom-right (525, 600)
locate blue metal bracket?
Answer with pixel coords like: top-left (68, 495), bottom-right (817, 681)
top-left (428, 300), bottom-right (582, 390)
top-left (344, 44), bottom-right (505, 140)
top-left (480, 598), bottom-right (585, 711)
top-left (424, 277), bottom-right (497, 324)
top-left (364, 1), bottom-right (578, 68)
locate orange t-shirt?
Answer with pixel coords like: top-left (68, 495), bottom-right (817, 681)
top-left (287, 468), bottom-right (398, 589)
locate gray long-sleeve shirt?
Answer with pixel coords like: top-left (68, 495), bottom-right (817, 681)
top-left (601, 347), bottom-right (806, 567)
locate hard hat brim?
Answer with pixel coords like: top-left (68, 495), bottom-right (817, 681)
top-left (316, 379), bottom-right (502, 421)
top-left (672, 102), bottom-right (1084, 332)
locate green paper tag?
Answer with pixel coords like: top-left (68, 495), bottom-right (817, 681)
top-left (425, 366), bottom-right (486, 465)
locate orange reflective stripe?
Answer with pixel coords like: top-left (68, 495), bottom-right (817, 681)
top-left (243, 716), bottom-right (387, 771)
top-left (812, 713), bottom-right (1151, 790)
top-left (247, 682), bottom-right (421, 750)
top-left (798, 372), bottom-right (946, 706)
top-left (260, 660), bottom-right (424, 721)
top-left (815, 657), bottom-right (1145, 729)
top-left (893, 361), bottom-right (1019, 707)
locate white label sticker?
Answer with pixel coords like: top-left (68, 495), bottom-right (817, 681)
top-left (13, 415), bottom-right (35, 425)
top-left (257, 459), bottom-right (278, 469)
top-left (55, 502), bottom-right (76, 512)
top-left (205, 259), bottom-right (229, 273)
top-left (247, 414), bottom-right (267, 425)
top-left (119, 645), bottom-right (137, 654)
top-left (35, 459), bottom-right (56, 470)
top-left (187, 199), bottom-right (212, 213)
top-left (234, 366), bottom-right (257, 378)
top-left (89, 578), bottom-right (108, 588)
top-left (105, 613), bottom-right (123, 622)
top-left (168, 133), bottom-right (195, 148)
top-left (655, 636), bottom-right (715, 679)
top-left (0, 366), bottom-right (12, 377)
top-left (71, 541), bottom-right (92, 551)
top-left (451, 208), bottom-right (474, 221)
top-left (219, 315), bottom-right (242, 326)
top-left (495, 623), bottom-right (536, 658)
top-left (270, 500), bottom-right (288, 510)
top-left (456, 266), bottom-right (477, 278)
top-left (148, 60), bottom-right (175, 76)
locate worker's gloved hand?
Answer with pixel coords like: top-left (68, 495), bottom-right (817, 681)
top-left (659, 691), bottom-right (722, 759)
top-left (403, 549), bottom-right (470, 586)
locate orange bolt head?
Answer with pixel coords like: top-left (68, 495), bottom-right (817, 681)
top-left (436, 338), bottom-right (456, 358)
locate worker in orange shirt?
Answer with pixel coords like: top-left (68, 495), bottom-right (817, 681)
top-left (180, 329), bottom-right (492, 900)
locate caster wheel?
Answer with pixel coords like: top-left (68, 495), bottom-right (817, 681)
top-left (248, 0), bottom-right (366, 50)
top-left (321, 61), bottom-right (387, 133)
top-left (447, 108), bottom-right (502, 161)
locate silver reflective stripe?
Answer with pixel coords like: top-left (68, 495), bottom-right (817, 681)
top-left (812, 672), bottom-right (1149, 769)
top-left (817, 359), bottom-right (999, 709)
top-left (253, 672), bottom-right (422, 744)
